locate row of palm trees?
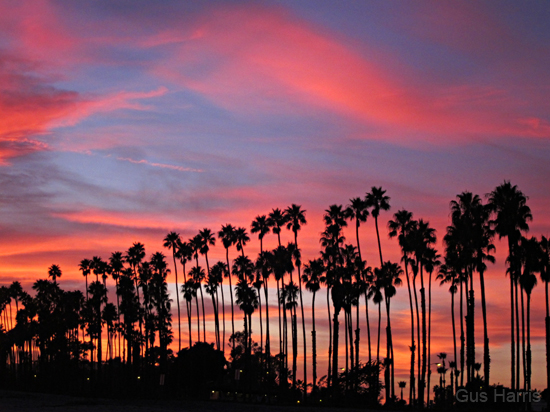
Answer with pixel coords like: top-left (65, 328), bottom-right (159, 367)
top-left (1, 181), bottom-right (549, 406)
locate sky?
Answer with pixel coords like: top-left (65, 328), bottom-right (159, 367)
top-left (1, 0), bottom-right (550, 394)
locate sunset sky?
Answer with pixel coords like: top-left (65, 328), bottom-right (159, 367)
top-left (1, 0), bottom-right (550, 392)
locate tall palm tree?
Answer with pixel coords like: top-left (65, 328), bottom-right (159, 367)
top-left (257, 251), bottom-right (274, 369)
top-left (437, 261), bottom-right (459, 397)
top-left (251, 215), bottom-right (271, 354)
top-left (235, 278), bottom-right (259, 356)
top-left (518, 236), bottom-right (541, 392)
top-left (321, 204), bottom-right (347, 390)
top-left (285, 203), bottom-right (308, 395)
top-left (410, 219), bottom-right (436, 407)
top-left (303, 258), bottom-right (324, 393)
top-left (205, 267), bottom-right (221, 350)
top-left (181, 279), bottom-right (196, 348)
top-left (125, 242), bottom-right (146, 351)
top-left (424, 247), bottom-right (440, 405)
top-left (487, 181), bottom-right (532, 390)
top-left (388, 209), bottom-right (416, 404)
top-left (366, 187), bottom-right (391, 266)
top-left (218, 224), bottom-right (237, 346)
top-left (163, 232), bottom-right (183, 352)
top-left (189, 264), bottom-right (206, 343)
top-left (109, 251), bottom-right (125, 359)
top-left (178, 240), bottom-right (194, 348)
top-left (378, 261), bottom-right (403, 403)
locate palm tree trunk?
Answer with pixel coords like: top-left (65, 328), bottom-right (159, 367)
top-left (187, 299), bottom-right (192, 347)
top-left (332, 307), bottom-right (340, 395)
top-left (377, 302), bottom-right (381, 362)
top-left (521, 284), bottom-right (526, 389)
top-left (355, 299), bottom-right (360, 373)
top-left (515, 278), bottom-right (520, 390)
top-left (427, 270), bottom-right (432, 406)
top-left (365, 292), bottom-right (372, 363)
top-left (508, 238), bottom-right (516, 391)
top-left (264, 283), bottom-right (270, 369)
top-left (195, 294), bottom-right (200, 342)
top-left (546, 280), bottom-right (550, 392)
top-left (479, 268), bottom-right (490, 386)
top-left (298, 269), bottom-right (307, 398)
top-left (385, 295), bottom-right (391, 404)
top-left (460, 277), bottom-right (465, 388)
top-left (221, 278), bottom-right (226, 353)
top-left (374, 216), bottom-right (383, 266)
top-left (527, 293), bottom-right (532, 392)
top-left (199, 284), bottom-right (206, 343)
top-left (327, 287), bottom-right (332, 388)
top-left (405, 262), bottom-right (415, 405)
top-left (413, 271), bottom-right (422, 404)
top-left (312, 291), bottom-right (317, 393)
top-left (172, 253), bottom-right (181, 353)
top-left (225, 248), bottom-right (235, 341)
top-left (258, 289), bottom-right (263, 351)
top-left (451, 289), bottom-right (457, 397)
top-left (420, 266), bottom-right (427, 409)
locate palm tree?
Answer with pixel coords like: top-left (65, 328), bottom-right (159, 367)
top-left (48, 264), bottom-right (62, 286)
top-left (189, 265), bottom-right (206, 343)
top-left (303, 258), bottom-right (324, 393)
top-left (410, 219), bottom-right (437, 407)
top-left (267, 208), bottom-right (288, 247)
top-left (235, 278), bottom-right (259, 356)
top-left (79, 259), bottom-right (92, 302)
top-left (424, 247), bottom-right (440, 405)
top-left (163, 232), bottom-right (183, 352)
top-left (388, 209), bottom-right (416, 403)
top-left (235, 227), bottom-right (250, 258)
top-left (109, 251), bottom-right (125, 359)
top-left (437, 262), bottom-right (459, 397)
top-left (518, 236), bottom-right (541, 392)
top-left (178, 240), bottom-right (194, 347)
top-left (321, 204), bottom-right (347, 390)
top-left (88, 280), bottom-right (108, 369)
top-left (487, 181), bottom-right (532, 390)
top-left (345, 197), bottom-right (369, 260)
top-left (125, 242), bottom-right (146, 350)
top-left (257, 251), bottom-right (274, 369)
top-left (285, 203), bottom-right (308, 395)
top-left (366, 187), bottom-right (391, 266)
top-left (181, 279), bottom-right (197, 348)
top-left (205, 267), bottom-right (221, 350)
top-left (218, 224), bottom-right (237, 346)
top-left (251, 215), bottom-right (271, 253)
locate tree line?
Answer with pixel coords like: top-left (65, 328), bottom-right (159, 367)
top-left (0, 181), bottom-right (548, 408)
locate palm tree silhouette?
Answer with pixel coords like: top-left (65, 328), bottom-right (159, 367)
top-left (303, 258), bottom-right (323, 393)
top-left (251, 215), bottom-right (271, 253)
top-left (163, 232), bottom-right (183, 352)
top-left (219, 224), bottom-right (237, 344)
top-left (487, 181), bottom-right (532, 390)
top-left (235, 278), bottom-right (258, 357)
top-left (48, 264), bottom-right (62, 286)
top-left (189, 265), bottom-right (206, 343)
top-left (285, 204), bottom-right (308, 395)
top-left (178, 240), bottom-right (193, 347)
top-left (181, 279), bottom-right (197, 348)
top-left (79, 259), bottom-right (91, 301)
top-left (109, 251), bottom-right (124, 359)
top-left (388, 209), bottom-right (416, 403)
top-left (267, 208), bottom-right (288, 247)
top-left (518, 236), bottom-right (541, 392)
top-left (366, 187), bottom-right (391, 266)
top-left (256, 250), bottom-right (274, 372)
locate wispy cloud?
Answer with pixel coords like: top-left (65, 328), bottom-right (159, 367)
top-left (115, 156), bottom-right (202, 173)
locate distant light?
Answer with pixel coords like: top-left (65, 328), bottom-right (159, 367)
top-left (297, 400), bottom-right (300, 404)
top-left (87, 378), bottom-right (90, 381)
top-left (212, 390), bottom-right (215, 393)
top-left (341, 368), bottom-right (345, 371)
top-left (137, 376), bottom-right (141, 380)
